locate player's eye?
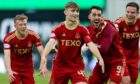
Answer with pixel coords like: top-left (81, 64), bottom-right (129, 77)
top-left (92, 13), bottom-right (97, 17)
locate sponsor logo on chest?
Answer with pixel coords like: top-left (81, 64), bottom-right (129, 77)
top-left (122, 26), bottom-right (140, 39)
top-left (61, 40), bottom-right (81, 46)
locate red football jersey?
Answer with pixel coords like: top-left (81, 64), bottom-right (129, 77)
top-left (3, 29), bottom-right (42, 71)
top-left (87, 21), bottom-right (124, 64)
top-left (115, 19), bottom-right (140, 62)
top-left (50, 22), bottom-right (92, 67)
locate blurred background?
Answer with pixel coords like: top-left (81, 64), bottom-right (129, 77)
top-left (0, 0), bottom-right (140, 83)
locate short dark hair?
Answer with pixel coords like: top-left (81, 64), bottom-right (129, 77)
top-left (14, 14), bottom-right (28, 23)
top-left (89, 6), bottom-right (103, 14)
top-left (126, 2), bottom-right (139, 13)
top-left (65, 2), bottom-right (80, 11)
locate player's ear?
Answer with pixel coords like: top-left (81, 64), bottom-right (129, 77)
top-left (14, 21), bottom-right (17, 28)
top-left (14, 24), bottom-right (16, 28)
top-left (64, 10), bottom-right (66, 15)
top-left (64, 9), bottom-right (68, 16)
top-left (88, 14), bottom-right (91, 20)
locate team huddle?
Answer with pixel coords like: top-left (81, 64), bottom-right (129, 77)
top-left (3, 1), bottom-right (140, 84)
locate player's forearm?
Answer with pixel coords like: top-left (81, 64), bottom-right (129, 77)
top-left (4, 55), bottom-right (11, 72)
top-left (37, 45), bottom-right (44, 56)
top-left (87, 42), bottom-right (103, 61)
top-left (37, 45), bottom-right (44, 61)
top-left (43, 40), bottom-right (55, 58)
top-left (40, 39), bottom-right (56, 68)
top-left (37, 45), bottom-right (46, 69)
top-left (40, 46), bottom-right (50, 69)
top-left (4, 50), bottom-right (11, 72)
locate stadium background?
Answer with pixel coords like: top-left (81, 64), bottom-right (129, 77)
top-left (0, 0), bottom-right (140, 83)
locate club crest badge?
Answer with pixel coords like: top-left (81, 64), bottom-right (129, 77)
top-left (62, 33), bottom-right (66, 37)
top-left (14, 44), bottom-right (18, 47)
top-left (123, 28), bottom-right (127, 31)
top-left (135, 26), bottom-right (139, 31)
top-left (28, 42), bottom-right (32, 47)
top-left (75, 33), bottom-right (80, 39)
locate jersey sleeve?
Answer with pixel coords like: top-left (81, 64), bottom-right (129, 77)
top-left (114, 17), bottom-right (126, 31)
top-left (82, 27), bottom-right (92, 43)
top-left (50, 25), bottom-right (60, 39)
top-left (33, 32), bottom-right (42, 46)
top-left (50, 29), bottom-right (57, 39)
top-left (3, 36), bottom-right (11, 50)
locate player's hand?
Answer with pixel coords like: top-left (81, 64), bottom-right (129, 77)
top-left (98, 59), bottom-right (105, 73)
top-left (52, 47), bottom-right (58, 52)
top-left (81, 44), bottom-right (88, 52)
top-left (39, 59), bottom-right (48, 77)
top-left (119, 16), bottom-right (126, 22)
top-left (7, 69), bottom-right (18, 83)
top-left (39, 67), bottom-right (48, 77)
top-left (115, 16), bottom-right (126, 24)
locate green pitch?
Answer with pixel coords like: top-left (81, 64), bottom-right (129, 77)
top-left (0, 71), bottom-right (50, 84)
top-left (0, 71), bottom-right (140, 84)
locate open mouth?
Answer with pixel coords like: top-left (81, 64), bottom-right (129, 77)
top-left (127, 16), bottom-right (134, 20)
top-left (127, 17), bottom-right (133, 20)
top-left (127, 18), bottom-right (134, 22)
top-left (94, 20), bottom-right (100, 24)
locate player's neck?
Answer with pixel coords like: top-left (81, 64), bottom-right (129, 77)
top-left (15, 30), bottom-right (27, 39)
top-left (64, 20), bottom-right (78, 30)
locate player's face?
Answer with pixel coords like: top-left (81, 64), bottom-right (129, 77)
top-left (126, 6), bottom-right (139, 24)
top-left (15, 19), bottom-right (27, 35)
top-left (88, 9), bottom-right (103, 28)
top-left (65, 8), bottom-right (79, 22)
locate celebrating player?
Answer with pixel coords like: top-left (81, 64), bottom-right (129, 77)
top-left (3, 14), bottom-right (47, 84)
top-left (40, 2), bottom-right (104, 84)
top-left (114, 2), bottom-right (140, 84)
top-left (86, 6), bottom-right (125, 84)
